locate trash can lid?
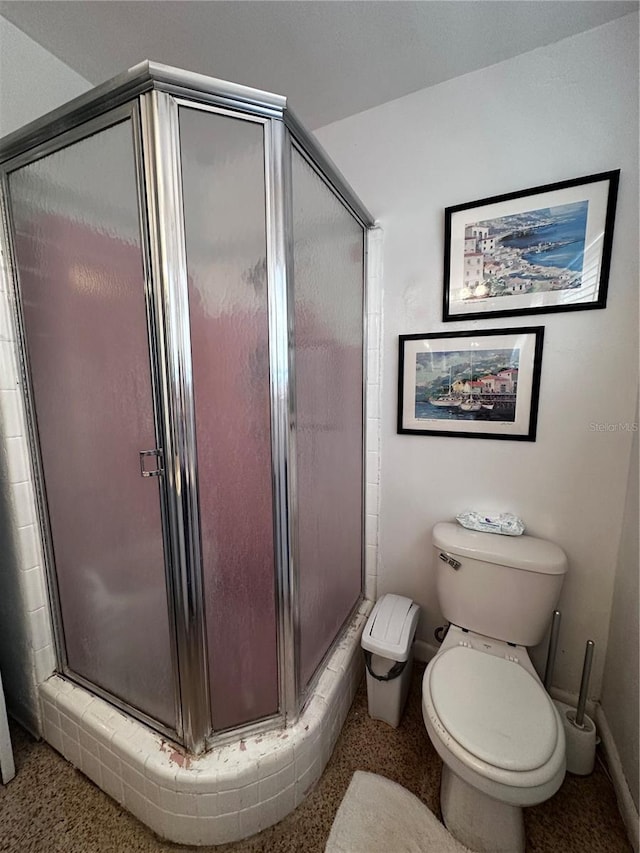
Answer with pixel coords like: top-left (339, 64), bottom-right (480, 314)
top-left (361, 594), bottom-right (420, 662)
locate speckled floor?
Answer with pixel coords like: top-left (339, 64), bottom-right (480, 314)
top-left (0, 664), bottom-right (631, 853)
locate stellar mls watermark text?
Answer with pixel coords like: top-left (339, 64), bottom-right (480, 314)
top-left (589, 422), bottom-right (638, 432)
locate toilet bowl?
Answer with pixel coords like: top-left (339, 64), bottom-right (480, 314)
top-left (422, 627), bottom-right (565, 852)
top-left (423, 523), bottom-right (568, 853)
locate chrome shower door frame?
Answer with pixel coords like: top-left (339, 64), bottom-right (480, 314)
top-left (260, 115), bottom-right (373, 724)
top-left (138, 91), bottom-right (212, 753)
top-left (282, 129), bottom-right (370, 707)
top-left (140, 92), bottom-right (297, 751)
top-left (265, 117), bottom-right (299, 726)
top-left (135, 91), bottom-right (373, 745)
top-left (0, 100), bottom-right (185, 745)
top-left (0, 62), bottom-right (375, 756)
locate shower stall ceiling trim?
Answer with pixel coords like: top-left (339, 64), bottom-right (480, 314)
top-left (0, 58), bottom-right (377, 812)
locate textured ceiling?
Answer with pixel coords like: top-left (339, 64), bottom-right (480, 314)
top-left (1, 1), bottom-right (637, 128)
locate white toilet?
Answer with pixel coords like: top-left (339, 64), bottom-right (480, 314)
top-left (422, 522), bottom-right (568, 853)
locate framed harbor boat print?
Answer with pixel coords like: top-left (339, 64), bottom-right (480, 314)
top-left (397, 327), bottom-right (544, 441)
top-left (443, 170), bottom-right (619, 321)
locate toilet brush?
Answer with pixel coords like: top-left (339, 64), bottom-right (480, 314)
top-left (574, 641), bottom-right (594, 729)
top-left (553, 640), bottom-right (597, 775)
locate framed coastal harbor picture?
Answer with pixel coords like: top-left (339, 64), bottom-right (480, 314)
top-left (443, 170), bottom-right (619, 321)
top-left (397, 327), bottom-right (544, 440)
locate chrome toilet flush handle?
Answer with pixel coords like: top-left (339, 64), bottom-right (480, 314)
top-left (439, 551), bottom-right (461, 570)
top-left (139, 448), bottom-right (164, 478)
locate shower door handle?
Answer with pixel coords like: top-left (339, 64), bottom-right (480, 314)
top-left (139, 449), bottom-right (164, 478)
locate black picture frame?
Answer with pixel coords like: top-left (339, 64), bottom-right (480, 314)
top-left (443, 170), bottom-right (619, 322)
top-left (397, 327), bottom-right (544, 441)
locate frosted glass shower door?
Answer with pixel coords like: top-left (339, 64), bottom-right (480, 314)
top-left (291, 148), bottom-right (365, 690)
top-left (179, 106), bottom-right (279, 731)
top-left (7, 115), bottom-right (177, 729)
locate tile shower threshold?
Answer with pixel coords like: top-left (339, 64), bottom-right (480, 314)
top-left (38, 601), bottom-right (372, 846)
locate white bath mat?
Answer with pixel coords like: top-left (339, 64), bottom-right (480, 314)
top-left (325, 771), bottom-right (471, 853)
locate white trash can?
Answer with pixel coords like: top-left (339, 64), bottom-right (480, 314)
top-left (361, 594), bottom-right (420, 728)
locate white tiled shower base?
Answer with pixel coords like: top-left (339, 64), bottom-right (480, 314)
top-left (38, 600), bottom-right (372, 846)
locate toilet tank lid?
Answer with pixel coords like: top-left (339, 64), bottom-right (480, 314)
top-left (433, 522), bottom-right (567, 575)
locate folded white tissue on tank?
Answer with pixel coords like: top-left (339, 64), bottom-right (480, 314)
top-left (455, 511), bottom-right (525, 536)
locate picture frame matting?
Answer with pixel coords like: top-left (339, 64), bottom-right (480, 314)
top-left (443, 170), bottom-right (619, 321)
top-left (397, 327), bottom-right (544, 441)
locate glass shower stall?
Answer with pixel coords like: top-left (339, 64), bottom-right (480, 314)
top-left (0, 62), bottom-right (372, 753)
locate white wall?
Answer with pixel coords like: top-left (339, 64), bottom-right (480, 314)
top-left (317, 13), bottom-right (639, 700)
top-left (601, 397), bottom-right (639, 810)
top-left (0, 16), bottom-right (90, 732)
top-left (0, 16), bottom-right (90, 138)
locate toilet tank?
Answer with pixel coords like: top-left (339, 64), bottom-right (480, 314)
top-left (433, 522), bottom-right (567, 647)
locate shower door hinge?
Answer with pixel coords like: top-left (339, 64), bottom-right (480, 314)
top-left (139, 448), bottom-right (164, 478)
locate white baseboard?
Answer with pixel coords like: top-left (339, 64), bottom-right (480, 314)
top-left (595, 706), bottom-right (639, 852)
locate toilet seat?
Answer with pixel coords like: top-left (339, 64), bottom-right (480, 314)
top-left (422, 643), bottom-right (566, 807)
top-left (429, 645), bottom-right (558, 772)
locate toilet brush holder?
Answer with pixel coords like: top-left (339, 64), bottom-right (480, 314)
top-left (553, 699), bottom-right (596, 775)
top-left (552, 639), bottom-right (597, 776)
